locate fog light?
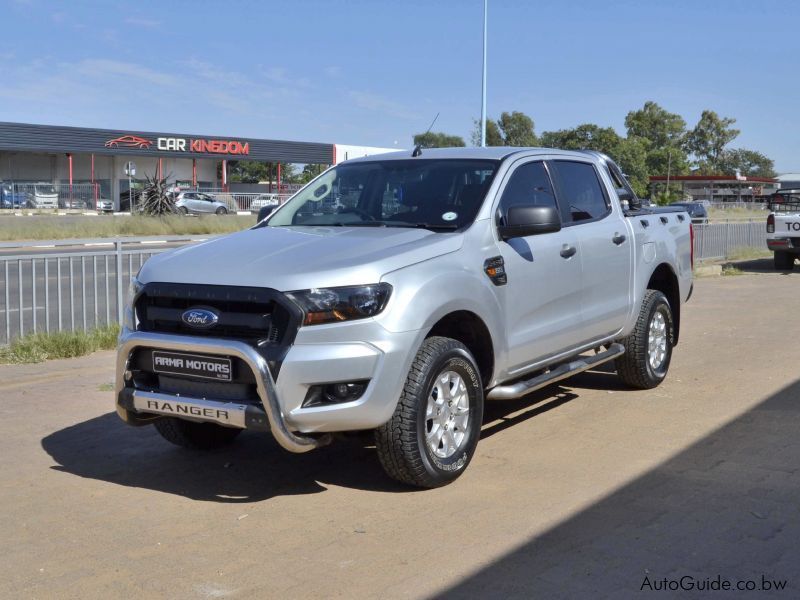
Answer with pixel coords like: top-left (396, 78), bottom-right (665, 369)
top-left (302, 380), bottom-right (369, 408)
top-left (327, 382), bottom-right (366, 401)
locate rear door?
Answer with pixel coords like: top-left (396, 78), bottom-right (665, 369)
top-left (549, 159), bottom-right (633, 341)
top-left (493, 159), bottom-right (584, 373)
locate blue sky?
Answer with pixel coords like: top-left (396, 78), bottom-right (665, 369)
top-left (1, 0), bottom-right (798, 171)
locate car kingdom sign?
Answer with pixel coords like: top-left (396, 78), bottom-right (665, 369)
top-left (104, 134), bottom-right (250, 156)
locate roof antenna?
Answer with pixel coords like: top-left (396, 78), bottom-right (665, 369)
top-left (412, 112), bottom-right (439, 157)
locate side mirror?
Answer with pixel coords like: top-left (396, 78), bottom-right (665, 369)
top-left (257, 205), bottom-right (275, 222)
top-left (497, 205), bottom-right (561, 240)
top-left (616, 188), bottom-right (633, 203)
top-left (616, 188), bottom-right (641, 210)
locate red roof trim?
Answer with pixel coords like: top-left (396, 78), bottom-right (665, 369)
top-left (649, 175), bottom-right (777, 183)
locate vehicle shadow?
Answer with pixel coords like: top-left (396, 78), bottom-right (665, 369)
top-left (437, 379), bottom-right (800, 599)
top-left (726, 257), bottom-right (797, 274)
top-left (42, 383), bottom-right (589, 503)
top-left (41, 413), bottom-right (408, 503)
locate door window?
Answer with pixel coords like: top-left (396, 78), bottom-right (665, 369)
top-left (549, 161), bottom-right (610, 223)
top-left (496, 161), bottom-right (557, 225)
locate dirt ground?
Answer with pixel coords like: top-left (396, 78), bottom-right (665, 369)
top-left (1, 263), bottom-right (799, 599)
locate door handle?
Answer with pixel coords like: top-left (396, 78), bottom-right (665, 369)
top-left (560, 244), bottom-right (577, 259)
top-left (612, 233), bottom-right (627, 245)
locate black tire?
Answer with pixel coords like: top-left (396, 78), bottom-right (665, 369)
top-left (774, 251), bottom-right (795, 271)
top-left (177, 206), bottom-right (189, 215)
top-left (215, 206), bottom-right (228, 215)
top-left (616, 290), bottom-right (674, 390)
top-left (375, 336), bottom-right (483, 488)
top-left (153, 418), bottom-right (242, 450)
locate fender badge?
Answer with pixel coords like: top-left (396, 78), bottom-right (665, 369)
top-left (483, 256), bottom-right (507, 286)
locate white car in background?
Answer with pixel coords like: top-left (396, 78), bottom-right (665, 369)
top-left (249, 193), bottom-right (281, 214)
top-left (28, 183), bottom-right (59, 209)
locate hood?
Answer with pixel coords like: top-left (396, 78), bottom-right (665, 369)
top-left (138, 225), bottom-right (463, 290)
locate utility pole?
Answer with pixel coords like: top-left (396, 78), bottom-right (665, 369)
top-left (665, 149), bottom-right (672, 199)
top-left (480, 0), bottom-right (488, 147)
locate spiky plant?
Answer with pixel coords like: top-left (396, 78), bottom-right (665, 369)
top-left (140, 173), bottom-right (177, 216)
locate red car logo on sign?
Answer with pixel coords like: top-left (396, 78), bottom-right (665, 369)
top-left (105, 135), bottom-right (153, 149)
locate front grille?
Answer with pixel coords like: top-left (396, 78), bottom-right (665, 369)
top-left (135, 282), bottom-right (301, 347)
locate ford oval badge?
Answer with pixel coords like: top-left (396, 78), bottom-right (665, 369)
top-left (181, 307), bottom-right (219, 329)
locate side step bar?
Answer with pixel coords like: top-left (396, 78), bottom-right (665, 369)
top-left (487, 343), bottom-right (625, 401)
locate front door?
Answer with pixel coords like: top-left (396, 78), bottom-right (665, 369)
top-left (494, 159), bottom-right (585, 376)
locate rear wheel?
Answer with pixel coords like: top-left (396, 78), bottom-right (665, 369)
top-left (375, 337), bottom-right (483, 488)
top-left (154, 418), bottom-right (242, 450)
top-left (177, 206), bottom-right (189, 215)
top-left (616, 290), bottom-right (674, 389)
top-left (774, 251), bottom-right (795, 271)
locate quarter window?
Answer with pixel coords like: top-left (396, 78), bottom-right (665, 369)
top-left (550, 161), bottom-right (610, 223)
top-left (496, 161), bottom-right (557, 224)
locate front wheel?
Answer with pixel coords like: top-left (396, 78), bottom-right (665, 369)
top-left (215, 206), bottom-right (228, 215)
top-left (774, 251), bottom-right (795, 271)
top-left (375, 336), bottom-right (483, 488)
top-left (615, 290), bottom-right (674, 389)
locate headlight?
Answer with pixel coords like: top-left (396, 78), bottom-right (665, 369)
top-left (286, 283), bottom-right (392, 326)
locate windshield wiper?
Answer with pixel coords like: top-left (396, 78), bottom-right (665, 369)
top-left (388, 222), bottom-right (460, 231)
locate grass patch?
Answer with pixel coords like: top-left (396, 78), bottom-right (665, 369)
top-left (725, 247), bottom-right (772, 261)
top-left (708, 207), bottom-right (767, 222)
top-left (0, 214), bottom-right (253, 241)
top-left (97, 382), bottom-right (115, 392)
top-left (721, 265), bottom-right (744, 276)
top-left (0, 324), bottom-right (120, 364)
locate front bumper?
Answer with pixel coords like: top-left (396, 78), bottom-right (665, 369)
top-left (116, 329), bottom-right (330, 453)
top-left (116, 323), bottom-right (422, 449)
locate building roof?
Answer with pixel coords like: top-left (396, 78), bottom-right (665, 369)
top-left (649, 174), bottom-right (777, 183)
top-left (0, 121), bottom-right (334, 164)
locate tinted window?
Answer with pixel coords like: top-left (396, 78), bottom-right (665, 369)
top-left (550, 161), bottom-right (609, 223)
top-left (497, 161), bottom-right (557, 224)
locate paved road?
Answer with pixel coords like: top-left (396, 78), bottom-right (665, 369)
top-left (1, 270), bottom-right (799, 598)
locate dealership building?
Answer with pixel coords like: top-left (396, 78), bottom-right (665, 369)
top-left (0, 121), bottom-right (394, 209)
top-left (649, 174), bottom-right (780, 202)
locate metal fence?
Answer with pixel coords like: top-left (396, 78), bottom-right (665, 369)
top-left (2, 183), bottom-right (102, 210)
top-left (0, 242), bottom-right (172, 345)
top-left (693, 220), bottom-right (766, 261)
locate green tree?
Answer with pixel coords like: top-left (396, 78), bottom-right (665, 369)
top-left (624, 101), bottom-right (690, 180)
top-left (685, 110), bottom-right (740, 173)
top-left (412, 131), bottom-right (466, 148)
top-left (471, 111), bottom-right (537, 146)
top-left (299, 163), bottom-right (326, 184)
top-left (228, 160), bottom-right (268, 183)
top-left (717, 148), bottom-right (776, 178)
top-left (625, 101), bottom-right (686, 148)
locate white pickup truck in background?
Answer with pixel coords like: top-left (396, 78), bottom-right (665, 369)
top-left (767, 189), bottom-right (800, 270)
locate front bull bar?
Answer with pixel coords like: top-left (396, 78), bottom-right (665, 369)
top-left (115, 329), bottom-right (331, 453)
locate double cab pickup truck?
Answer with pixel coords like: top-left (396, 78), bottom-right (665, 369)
top-left (767, 189), bottom-right (800, 270)
top-left (116, 147), bottom-right (693, 487)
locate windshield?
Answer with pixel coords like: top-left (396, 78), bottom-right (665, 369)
top-left (265, 159), bottom-right (498, 230)
top-left (35, 184), bottom-right (56, 194)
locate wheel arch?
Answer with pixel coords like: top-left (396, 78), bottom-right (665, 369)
top-left (426, 310), bottom-right (495, 386)
top-left (647, 263), bottom-right (681, 345)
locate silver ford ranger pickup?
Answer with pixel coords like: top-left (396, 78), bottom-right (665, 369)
top-left (116, 147), bottom-right (693, 487)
